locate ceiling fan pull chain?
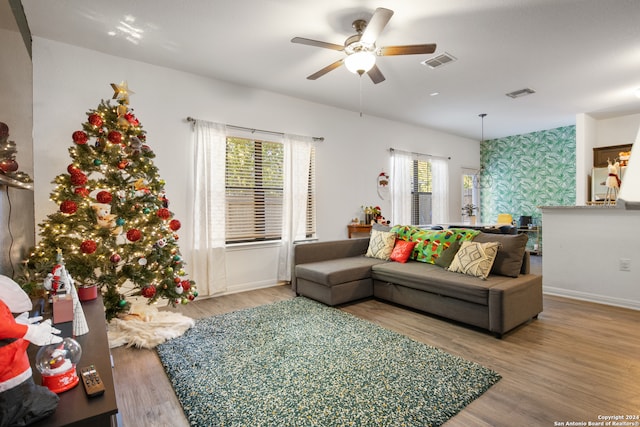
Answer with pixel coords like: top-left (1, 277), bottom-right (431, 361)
top-left (359, 75), bottom-right (363, 117)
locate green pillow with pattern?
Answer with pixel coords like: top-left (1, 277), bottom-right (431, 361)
top-left (390, 225), bottom-right (480, 264)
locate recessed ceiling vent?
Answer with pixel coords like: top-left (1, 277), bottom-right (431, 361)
top-left (421, 52), bottom-right (457, 69)
top-left (506, 88), bottom-right (536, 98)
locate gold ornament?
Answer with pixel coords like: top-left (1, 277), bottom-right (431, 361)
top-left (110, 81), bottom-right (134, 104)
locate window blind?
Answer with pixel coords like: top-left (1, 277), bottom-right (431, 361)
top-left (225, 137), bottom-right (283, 243)
top-left (225, 137), bottom-right (316, 243)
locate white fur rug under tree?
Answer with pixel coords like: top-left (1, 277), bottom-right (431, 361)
top-left (107, 304), bottom-right (194, 349)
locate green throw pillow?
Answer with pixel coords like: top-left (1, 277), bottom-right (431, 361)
top-left (434, 239), bottom-right (461, 269)
top-left (390, 225), bottom-right (480, 264)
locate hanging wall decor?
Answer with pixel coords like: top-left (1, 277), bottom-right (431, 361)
top-left (377, 171), bottom-right (389, 199)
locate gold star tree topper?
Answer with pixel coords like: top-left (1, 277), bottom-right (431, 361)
top-left (110, 81), bottom-right (134, 104)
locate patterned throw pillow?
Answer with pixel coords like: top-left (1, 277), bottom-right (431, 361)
top-left (365, 229), bottom-right (397, 260)
top-left (447, 241), bottom-right (501, 279)
top-left (390, 239), bottom-right (417, 263)
top-left (390, 225), bottom-right (480, 264)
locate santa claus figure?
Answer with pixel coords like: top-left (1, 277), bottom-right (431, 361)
top-left (0, 275), bottom-right (62, 426)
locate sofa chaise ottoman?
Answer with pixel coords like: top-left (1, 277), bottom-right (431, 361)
top-left (292, 227), bottom-right (543, 337)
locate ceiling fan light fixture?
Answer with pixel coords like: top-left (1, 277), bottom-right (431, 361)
top-left (345, 51), bottom-right (376, 75)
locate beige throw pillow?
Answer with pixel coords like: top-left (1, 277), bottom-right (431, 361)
top-left (365, 229), bottom-right (397, 260)
top-left (448, 241), bottom-right (501, 279)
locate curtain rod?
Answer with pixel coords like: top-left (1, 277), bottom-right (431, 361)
top-left (186, 117), bottom-right (324, 142)
top-left (389, 147), bottom-right (451, 160)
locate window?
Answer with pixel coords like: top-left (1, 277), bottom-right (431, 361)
top-left (461, 168), bottom-right (480, 221)
top-left (411, 159), bottom-right (432, 225)
top-left (225, 137), bottom-right (316, 243)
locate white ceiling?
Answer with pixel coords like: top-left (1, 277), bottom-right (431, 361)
top-left (6, 0), bottom-right (640, 140)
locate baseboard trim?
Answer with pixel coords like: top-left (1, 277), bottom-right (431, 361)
top-left (544, 287), bottom-right (640, 311)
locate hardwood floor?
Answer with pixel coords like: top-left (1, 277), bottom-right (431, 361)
top-left (111, 282), bottom-right (640, 427)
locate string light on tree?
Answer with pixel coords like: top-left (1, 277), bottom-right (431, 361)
top-left (19, 83), bottom-right (197, 320)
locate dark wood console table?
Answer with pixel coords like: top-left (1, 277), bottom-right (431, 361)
top-left (28, 295), bottom-right (118, 427)
top-left (347, 224), bottom-right (372, 238)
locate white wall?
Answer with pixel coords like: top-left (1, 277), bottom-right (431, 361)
top-left (575, 113), bottom-right (596, 206)
top-left (0, 28), bottom-right (35, 277)
top-left (595, 113), bottom-right (640, 147)
top-left (32, 38), bottom-right (478, 294)
top-left (542, 207), bottom-right (640, 310)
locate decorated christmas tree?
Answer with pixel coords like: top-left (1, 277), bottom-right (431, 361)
top-left (21, 83), bottom-right (197, 320)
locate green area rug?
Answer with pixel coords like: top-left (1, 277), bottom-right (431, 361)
top-left (156, 297), bottom-right (501, 426)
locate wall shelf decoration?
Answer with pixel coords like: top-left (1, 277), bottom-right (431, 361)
top-left (0, 173), bottom-right (34, 190)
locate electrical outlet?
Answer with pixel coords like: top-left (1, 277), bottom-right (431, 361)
top-left (619, 258), bottom-right (631, 272)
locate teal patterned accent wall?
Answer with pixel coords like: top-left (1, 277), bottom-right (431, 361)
top-left (480, 125), bottom-right (576, 226)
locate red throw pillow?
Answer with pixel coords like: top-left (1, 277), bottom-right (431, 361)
top-left (390, 239), bottom-right (417, 263)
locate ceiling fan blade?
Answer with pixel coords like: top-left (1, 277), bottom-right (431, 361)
top-left (378, 43), bottom-right (437, 56)
top-left (367, 64), bottom-right (386, 84)
top-left (307, 59), bottom-right (344, 80)
top-left (360, 7), bottom-right (394, 45)
top-left (291, 37), bottom-right (344, 51)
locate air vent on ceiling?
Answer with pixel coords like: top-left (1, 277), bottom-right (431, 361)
top-left (506, 88), bottom-right (536, 98)
top-left (421, 52), bottom-right (457, 69)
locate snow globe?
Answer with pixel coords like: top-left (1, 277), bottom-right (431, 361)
top-left (35, 337), bottom-right (82, 393)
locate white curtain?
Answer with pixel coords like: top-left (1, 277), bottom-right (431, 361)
top-left (431, 157), bottom-right (450, 224)
top-left (278, 134), bottom-right (314, 281)
top-left (391, 150), bottom-right (413, 225)
top-left (190, 120), bottom-right (227, 296)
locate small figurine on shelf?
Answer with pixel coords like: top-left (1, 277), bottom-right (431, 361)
top-left (42, 249), bottom-right (89, 336)
top-left (605, 158), bottom-right (621, 206)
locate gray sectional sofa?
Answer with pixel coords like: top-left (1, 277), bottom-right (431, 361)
top-left (292, 231), bottom-right (543, 337)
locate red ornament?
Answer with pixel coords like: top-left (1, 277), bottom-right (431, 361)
top-left (60, 200), bottom-right (78, 214)
top-left (157, 208), bottom-right (171, 220)
top-left (0, 159), bottom-right (18, 172)
top-left (67, 164), bottom-right (81, 174)
top-left (70, 173), bottom-right (87, 186)
top-left (96, 191), bottom-right (113, 204)
top-left (80, 240), bottom-right (97, 254)
top-left (169, 219), bottom-right (181, 231)
top-left (126, 228), bottom-right (142, 242)
top-left (124, 113), bottom-right (139, 126)
top-left (74, 187), bottom-right (90, 197)
top-left (173, 277), bottom-right (181, 284)
top-left (88, 114), bottom-right (103, 127)
top-left (72, 130), bottom-right (88, 145)
top-left (187, 294), bottom-right (196, 301)
top-left (141, 285), bottom-right (156, 299)
top-left (180, 280), bottom-right (191, 292)
top-left (110, 253), bottom-right (121, 263)
top-left (117, 160), bottom-right (128, 169)
top-left (107, 130), bottom-right (122, 144)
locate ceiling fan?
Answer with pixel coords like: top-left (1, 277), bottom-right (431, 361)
top-left (291, 7), bottom-right (436, 84)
